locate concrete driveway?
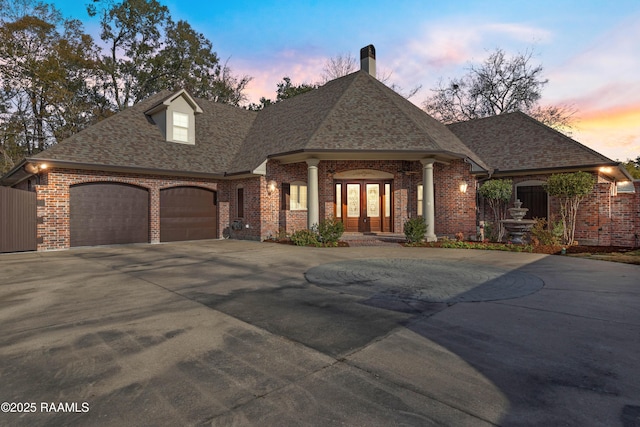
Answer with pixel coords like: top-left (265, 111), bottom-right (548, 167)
top-left (0, 240), bottom-right (638, 426)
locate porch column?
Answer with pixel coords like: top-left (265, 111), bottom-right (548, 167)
top-left (421, 159), bottom-right (437, 242)
top-left (306, 158), bottom-right (320, 228)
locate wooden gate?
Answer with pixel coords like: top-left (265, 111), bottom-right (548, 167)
top-left (0, 186), bottom-right (37, 253)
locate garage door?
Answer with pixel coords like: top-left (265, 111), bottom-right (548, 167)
top-left (160, 187), bottom-right (217, 242)
top-left (70, 183), bottom-right (149, 247)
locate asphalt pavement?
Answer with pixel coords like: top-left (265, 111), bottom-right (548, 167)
top-left (0, 240), bottom-right (638, 426)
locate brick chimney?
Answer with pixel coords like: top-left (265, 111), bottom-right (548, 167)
top-left (360, 44), bottom-right (376, 77)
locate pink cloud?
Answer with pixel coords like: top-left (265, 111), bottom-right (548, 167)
top-left (238, 51), bottom-right (325, 104)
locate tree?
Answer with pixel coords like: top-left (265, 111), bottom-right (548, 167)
top-left (529, 104), bottom-right (578, 136)
top-left (320, 52), bottom-right (357, 83)
top-left (478, 179), bottom-right (513, 242)
top-left (320, 52), bottom-right (421, 99)
top-left (423, 48), bottom-right (575, 133)
top-left (543, 172), bottom-right (596, 245)
top-left (0, 0), bottom-right (105, 172)
top-left (89, 0), bottom-right (250, 109)
top-left (275, 77), bottom-right (317, 101)
top-left (247, 77), bottom-right (317, 110)
top-left (622, 157), bottom-right (640, 179)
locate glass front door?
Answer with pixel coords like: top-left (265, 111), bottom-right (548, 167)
top-left (336, 180), bottom-right (392, 232)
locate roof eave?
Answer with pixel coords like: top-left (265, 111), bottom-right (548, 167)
top-left (267, 148), bottom-right (487, 166)
top-left (490, 162), bottom-right (630, 181)
top-left (24, 159), bottom-right (226, 180)
top-left (0, 158), bottom-right (31, 186)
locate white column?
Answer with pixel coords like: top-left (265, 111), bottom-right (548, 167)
top-left (306, 159), bottom-right (320, 229)
top-left (421, 159), bottom-right (437, 242)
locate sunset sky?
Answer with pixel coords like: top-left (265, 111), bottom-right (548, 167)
top-left (50, 0), bottom-right (640, 162)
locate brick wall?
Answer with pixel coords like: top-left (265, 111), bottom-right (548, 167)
top-left (265, 161), bottom-right (308, 236)
top-left (225, 177), bottom-right (263, 241)
top-left (478, 174), bottom-right (640, 247)
top-left (575, 180), bottom-right (640, 247)
top-left (434, 161), bottom-right (477, 239)
top-left (263, 158), bottom-right (477, 240)
top-left (35, 168), bottom-right (224, 250)
top-left (32, 165), bottom-right (638, 250)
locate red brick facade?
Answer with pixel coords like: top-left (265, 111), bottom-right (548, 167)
top-left (573, 179), bottom-right (640, 247)
top-left (261, 159), bottom-right (477, 240)
top-left (477, 173), bottom-right (640, 247)
top-left (35, 168), bottom-right (222, 251)
top-left (28, 162), bottom-right (639, 251)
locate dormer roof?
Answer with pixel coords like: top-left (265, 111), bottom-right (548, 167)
top-left (144, 89), bottom-right (204, 116)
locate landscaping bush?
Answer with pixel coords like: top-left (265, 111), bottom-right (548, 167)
top-left (290, 229), bottom-right (319, 246)
top-left (404, 216), bottom-right (427, 244)
top-left (529, 217), bottom-right (563, 246)
top-left (316, 216), bottom-right (344, 245)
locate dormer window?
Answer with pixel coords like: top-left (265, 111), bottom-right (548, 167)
top-left (145, 89), bottom-right (203, 145)
top-left (172, 112), bottom-right (189, 142)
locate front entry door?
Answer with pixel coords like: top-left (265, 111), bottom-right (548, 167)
top-left (338, 180), bottom-right (391, 232)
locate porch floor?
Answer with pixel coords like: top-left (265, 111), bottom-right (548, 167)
top-left (340, 232), bottom-right (406, 247)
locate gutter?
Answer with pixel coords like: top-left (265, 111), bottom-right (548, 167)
top-left (2, 158), bottom-right (227, 185)
top-left (490, 162), bottom-right (631, 181)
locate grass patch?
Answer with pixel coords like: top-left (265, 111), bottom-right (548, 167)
top-left (568, 249), bottom-right (640, 265)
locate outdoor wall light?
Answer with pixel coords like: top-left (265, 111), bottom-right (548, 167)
top-left (24, 163), bottom-right (47, 174)
top-left (267, 180), bottom-right (277, 194)
top-left (459, 181), bottom-right (468, 194)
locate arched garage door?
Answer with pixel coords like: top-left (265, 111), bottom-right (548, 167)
top-left (160, 187), bottom-right (217, 242)
top-left (70, 183), bottom-right (149, 247)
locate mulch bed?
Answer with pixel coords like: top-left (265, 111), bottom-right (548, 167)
top-left (531, 245), bottom-right (634, 255)
top-left (414, 241), bottom-right (634, 255)
top-left (265, 237), bottom-right (635, 255)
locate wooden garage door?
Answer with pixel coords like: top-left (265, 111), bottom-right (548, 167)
top-left (160, 187), bottom-right (217, 242)
top-left (70, 183), bottom-right (149, 247)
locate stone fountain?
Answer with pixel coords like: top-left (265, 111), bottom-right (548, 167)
top-left (501, 199), bottom-right (536, 244)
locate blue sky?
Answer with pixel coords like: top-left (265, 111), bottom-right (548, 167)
top-left (50, 0), bottom-right (640, 162)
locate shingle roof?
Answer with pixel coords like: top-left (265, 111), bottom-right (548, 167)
top-left (32, 91), bottom-right (257, 175)
top-left (447, 112), bottom-right (616, 173)
top-left (29, 72), bottom-right (491, 177)
top-left (232, 71), bottom-right (490, 172)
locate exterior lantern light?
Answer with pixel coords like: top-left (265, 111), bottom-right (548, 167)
top-left (459, 181), bottom-right (468, 194)
top-left (24, 163), bottom-right (48, 174)
top-left (267, 180), bottom-right (277, 194)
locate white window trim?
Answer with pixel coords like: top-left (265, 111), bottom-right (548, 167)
top-left (172, 111), bottom-right (190, 143)
top-left (290, 181), bottom-right (307, 211)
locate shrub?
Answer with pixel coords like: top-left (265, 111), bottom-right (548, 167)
top-left (543, 171), bottom-right (596, 245)
top-left (529, 217), bottom-right (563, 246)
top-left (290, 229), bottom-right (319, 246)
top-left (478, 179), bottom-right (513, 242)
top-left (404, 216), bottom-right (427, 244)
top-left (316, 216), bottom-right (344, 245)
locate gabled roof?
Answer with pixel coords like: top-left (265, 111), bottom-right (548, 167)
top-left (231, 71), bottom-right (490, 172)
top-left (447, 112), bottom-right (619, 174)
top-left (144, 89), bottom-right (204, 115)
top-left (29, 91), bottom-right (257, 177)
